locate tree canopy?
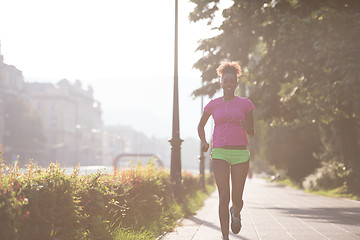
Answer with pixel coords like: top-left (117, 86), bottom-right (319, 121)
top-left (190, 0), bottom-right (360, 191)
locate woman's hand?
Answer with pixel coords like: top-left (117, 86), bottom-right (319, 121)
top-left (240, 109), bottom-right (255, 136)
top-left (240, 119), bottom-right (254, 136)
top-left (201, 141), bottom-right (210, 152)
top-left (239, 120), bottom-right (251, 131)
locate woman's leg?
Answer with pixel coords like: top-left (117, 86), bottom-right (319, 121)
top-left (230, 160), bottom-right (249, 218)
top-left (212, 159), bottom-right (231, 237)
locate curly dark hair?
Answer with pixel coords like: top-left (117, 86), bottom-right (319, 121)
top-left (216, 61), bottom-right (242, 79)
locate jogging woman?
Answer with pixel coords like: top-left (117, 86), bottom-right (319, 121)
top-left (197, 61), bottom-right (255, 240)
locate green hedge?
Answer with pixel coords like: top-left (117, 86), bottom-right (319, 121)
top-left (0, 150), bottom-right (213, 240)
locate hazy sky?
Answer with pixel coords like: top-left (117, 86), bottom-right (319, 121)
top-left (0, 0), bottom-right (227, 139)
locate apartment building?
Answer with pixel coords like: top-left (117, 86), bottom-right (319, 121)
top-left (25, 79), bottom-right (103, 166)
top-left (0, 42), bottom-right (25, 148)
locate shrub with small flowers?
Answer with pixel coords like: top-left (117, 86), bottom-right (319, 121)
top-left (0, 158), bottom-right (81, 240)
top-left (0, 148), bottom-right (214, 240)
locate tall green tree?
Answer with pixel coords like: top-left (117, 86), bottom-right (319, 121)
top-left (189, 0), bottom-right (360, 189)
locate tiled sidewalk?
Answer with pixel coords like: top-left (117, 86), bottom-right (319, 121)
top-left (161, 178), bottom-right (360, 240)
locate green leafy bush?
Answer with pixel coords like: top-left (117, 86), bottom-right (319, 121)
top-left (302, 161), bottom-right (350, 191)
top-left (0, 149), bottom-right (213, 240)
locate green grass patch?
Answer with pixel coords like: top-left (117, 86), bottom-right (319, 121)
top-left (183, 183), bottom-right (216, 217)
top-left (272, 178), bottom-right (300, 189)
top-left (269, 177), bottom-right (360, 201)
top-left (304, 186), bottom-right (360, 201)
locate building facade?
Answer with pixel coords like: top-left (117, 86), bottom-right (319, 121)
top-left (1, 42), bottom-right (103, 166)
top-left (25, 79), bottom-right (103, 166)
top-left (0, 42), bottom-right (25, 149)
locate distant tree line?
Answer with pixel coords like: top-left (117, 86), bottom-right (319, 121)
top-left (189, 0), bottom-right (360, 193)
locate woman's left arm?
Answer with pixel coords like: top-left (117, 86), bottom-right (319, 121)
top-left (240, 110), bottom-right (255, 136)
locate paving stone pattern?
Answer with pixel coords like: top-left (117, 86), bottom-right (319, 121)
top-left (161, 178), bottom-right (360, 240)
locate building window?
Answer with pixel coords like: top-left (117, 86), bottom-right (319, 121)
top-left (50, 116), bottom-right (58, 126)
top-left (37, 101), bottom-right (43, 112)
top-left (50, 134), bottom-right (57, 144)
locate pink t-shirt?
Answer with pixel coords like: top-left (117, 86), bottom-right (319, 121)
top-left (204, 96), bottom-right (255, 148)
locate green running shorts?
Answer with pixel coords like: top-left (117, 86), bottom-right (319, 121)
top-left (211, 148), bottom-right (250, 165)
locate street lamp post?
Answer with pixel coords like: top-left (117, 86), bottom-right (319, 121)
top-left (75, 124), bottom-right (81, 167)
top-left (169, 0), bottom-right (183, 203)
top-left (199, 94), bottom-right (206, 191)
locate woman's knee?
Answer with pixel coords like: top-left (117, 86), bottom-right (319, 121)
top-left (219, 191), bottom-right (230, 206)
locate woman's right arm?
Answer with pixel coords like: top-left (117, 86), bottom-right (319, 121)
top-left (198, 111), bottom-right (211, 152)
